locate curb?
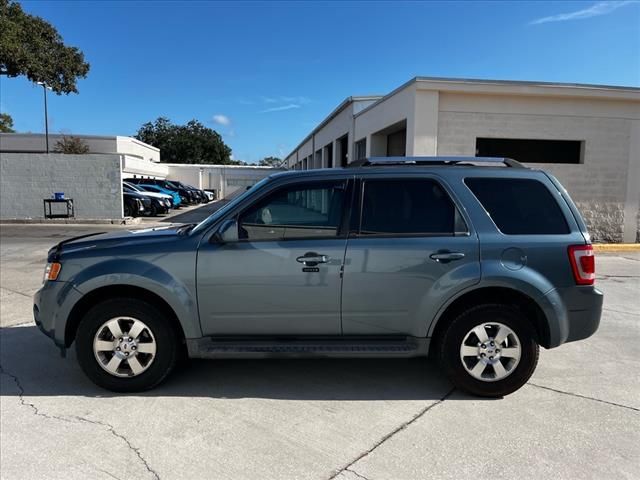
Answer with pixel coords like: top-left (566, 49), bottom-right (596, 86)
top-left (0, 217), bottom-right (142, 225)
top-left (593, 244), bottom-right (640, 252)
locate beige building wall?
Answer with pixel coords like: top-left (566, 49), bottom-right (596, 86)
top-left (284, 78), bottom-right (640, 242)
top-left (436, 93), bottom-right (639, 242)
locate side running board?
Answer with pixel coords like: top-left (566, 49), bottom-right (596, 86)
top-left (187, 337), bottom-right (429, 359)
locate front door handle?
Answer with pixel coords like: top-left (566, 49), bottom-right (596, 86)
top-left (429, 251), bottom-right (465, 263)
top-left (296, 252), bottom-right (329, 266)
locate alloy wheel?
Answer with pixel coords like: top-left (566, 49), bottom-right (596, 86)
top-left (459, 322), bottom-right (521, 382)
top-left (93, 317), bottom-right (157, 377)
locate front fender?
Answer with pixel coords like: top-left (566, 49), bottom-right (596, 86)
top-left (69, 258), bottom-right (201, 339)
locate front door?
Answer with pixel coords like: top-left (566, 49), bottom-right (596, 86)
top-left (197, 179), bottom-right (350, 335)
top-left (341, 176), bottom-right (480, 337)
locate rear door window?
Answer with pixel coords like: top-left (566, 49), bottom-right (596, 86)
top-left (465, 178), bottom-right (569, 234)
top-left (359, 178), bottom-right (465, 236)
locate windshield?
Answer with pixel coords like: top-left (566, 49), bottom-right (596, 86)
top-left (190, 176), bottom-right (272, 234)
top-left (124, 182), bottom-right (143, 193)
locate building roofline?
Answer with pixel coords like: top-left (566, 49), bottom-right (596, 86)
top-left (285, 95), bottom-right (383, 160)
top-left (413, 76), bottom-right (640, 93)
top-left (161, 162), bottom-right (283, 170)
top-left (354, 76), bottom-right (640, 119)
top-left (0, 132), bottom-right (160, 152)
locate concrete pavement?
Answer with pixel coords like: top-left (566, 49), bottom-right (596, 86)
top-left (1, 224), bottom-right (638, 479)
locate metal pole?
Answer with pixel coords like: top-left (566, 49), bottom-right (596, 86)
top-left (43, 85), bottom-right (49, 153)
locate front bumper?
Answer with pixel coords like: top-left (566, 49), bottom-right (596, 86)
top-left (33, 281), bottom-right (84, 348)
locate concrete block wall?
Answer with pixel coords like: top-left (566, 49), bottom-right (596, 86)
top-left (0, 153), bottom-right (123, 219)
top-left (437, 112), bottom-right (634, 242)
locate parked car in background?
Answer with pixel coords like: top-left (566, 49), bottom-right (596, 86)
top-left (137, 184), bottom-right (182, 208)
top-left (170, 180), bottom-right (208, 204)
top-left (122, 182), bottom-right (170, 216)
top-left (35, 156), bottom-right (602, 396)
top-left (126, 178), bottom-right (197, 205)
top-left (122, 191), bottom-right (149, 217)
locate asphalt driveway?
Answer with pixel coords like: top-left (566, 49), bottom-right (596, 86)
top-left (1, 224), bottom-right (638, 479)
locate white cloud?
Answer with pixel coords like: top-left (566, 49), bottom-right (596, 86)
top-left (212, 114), bottom-right (231, 126)
top-left (530, 1), bottom-right (636, 24)
top-left (260, 104), bottom-right (301, 113)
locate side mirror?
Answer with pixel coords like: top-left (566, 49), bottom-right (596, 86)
top-left (212, 219), bottom-right (239, 244)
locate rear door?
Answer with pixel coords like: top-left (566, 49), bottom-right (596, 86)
top-left (341, 174), bottom-right (480, 337)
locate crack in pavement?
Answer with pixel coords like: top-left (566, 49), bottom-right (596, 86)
top-left (328, 388), bottom-right (456, 480)
top-left (597, 275), bottom-right (640, 279)
top-left (1, 320), bottom-right (35, 328)
top-left (527, 382), bottom-right (639, 412)
top-left (0, 286), bottom-right (33, 299)
top-left (0, 364), bottom-right (160, 480)
top-left (345, 467), bottom-right (370, 480)
top-left (95, 467), bottom-right (124, 480)
top-left (603, 307), bottom-right (640, 317)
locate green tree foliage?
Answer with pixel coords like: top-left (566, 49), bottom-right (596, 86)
top-left (53, 135), bottom-right (90, 154)
top-left (0, 0), bottom-right (90, 94)
top-left (135, 117), bottom-right (233, 164)
top-left (0, 112), bottom-right (15, 132)
top-left (258, 156), bottom-right (283, 167)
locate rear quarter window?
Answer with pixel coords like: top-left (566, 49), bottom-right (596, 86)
top-left (465, 178), bottom-right (569, 235)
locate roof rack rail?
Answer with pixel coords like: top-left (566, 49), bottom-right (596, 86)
top-left (348, 156), bottom-right (525, 169)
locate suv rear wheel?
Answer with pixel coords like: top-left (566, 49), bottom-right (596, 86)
top-left (438, 304), bottom-right (539, 397)
top-left (75, 298), bottom-right (179, 392)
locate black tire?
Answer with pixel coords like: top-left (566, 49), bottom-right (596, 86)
top-left (123, 202), bottom-right (132, 217)
top-left (149, 203), bottom-right (158, 216)
top-left (75, 298), bottom-right (179, 392)
top-left (438, 304), bottom-right (539, 397)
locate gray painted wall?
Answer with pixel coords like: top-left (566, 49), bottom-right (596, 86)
top-left (0, 153), bottom-right (123, 219)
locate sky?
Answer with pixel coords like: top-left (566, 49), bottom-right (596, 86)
top-left (1, 0), bottom-right (639, 163)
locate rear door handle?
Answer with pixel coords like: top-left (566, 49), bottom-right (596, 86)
top-left (429, 251), bottom-right (465, 263)
top-left (296, 252), bottom-right (329, 266)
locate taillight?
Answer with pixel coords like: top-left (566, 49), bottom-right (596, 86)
top-left (568, 245), bottom-right (595, 285)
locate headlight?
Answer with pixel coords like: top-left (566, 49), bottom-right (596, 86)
top-left (43, 262), bottom-right (61, 283)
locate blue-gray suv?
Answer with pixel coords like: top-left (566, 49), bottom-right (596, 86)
top-left (34, 157), bottom-right (603, 397)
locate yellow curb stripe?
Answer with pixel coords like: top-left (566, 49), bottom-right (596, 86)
top-left (593, 244), bottom-right (640, 252)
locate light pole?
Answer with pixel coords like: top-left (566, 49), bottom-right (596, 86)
top-left (36, 82), bottom-right (52, 153)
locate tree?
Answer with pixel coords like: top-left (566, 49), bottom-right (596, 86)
top-left (0, 0), bottom-right (90, 94)
top-left (0, 112), bottom-right (14, 132)
top-left (258, 156), bottom-right (283, 167)
top-left (53, 135), bottom-right (90, 154)
top-left (135, 117), bottom-right (233, 164)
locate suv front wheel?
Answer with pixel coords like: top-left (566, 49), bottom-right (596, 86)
top-left (438, 304), bottom-right (539, 397)
top-left (75, 298), bottom-right (179, 392)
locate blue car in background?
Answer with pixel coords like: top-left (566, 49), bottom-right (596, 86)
top-left (138, 184), bottom-right (182, 208)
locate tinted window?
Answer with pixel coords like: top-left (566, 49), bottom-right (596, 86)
top-left (360, 179), bottom-right (460, 236)
top-left (239, 181), bottom-right (346, 241)
top-left (465, 178), bottom-right (569, 234)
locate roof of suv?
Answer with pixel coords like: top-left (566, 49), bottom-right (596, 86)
top-left (270, 156), bottom-right (532, 179)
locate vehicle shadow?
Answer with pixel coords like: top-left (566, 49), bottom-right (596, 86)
top-left (0, 326), bottom-right (468, 401)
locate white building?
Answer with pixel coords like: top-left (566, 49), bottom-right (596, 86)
top-left (0, 134), bottom-right (280, 220)
top-left (285, 77), bottom-right (640, 243)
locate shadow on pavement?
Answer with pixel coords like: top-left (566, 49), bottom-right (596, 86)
top-left (0, 325), bottom-right (460, 401)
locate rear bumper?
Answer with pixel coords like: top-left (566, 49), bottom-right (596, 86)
top-left (564, 286), bottom-right (604, 343)
top-left (543, 286), bottom-right (603, 347)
